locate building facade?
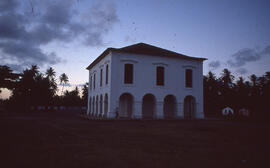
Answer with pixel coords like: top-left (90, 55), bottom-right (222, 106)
top-left (86, 43), bottom-right (206, 119)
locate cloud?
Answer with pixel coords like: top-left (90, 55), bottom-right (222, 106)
top-left (227, 46), bottom-right (270, 67)
top-left (261, 45), bottom-right (270, 55)
top-left (0, 0), bottom-right (18, 13)
top-left (236, 68), bottom-right (248, 75)
top-left (208, 60), bottom-right (221, 69)
top-left (82, 1), bottom-right (119, 46)
top-left (0, 0), bottom-right (119, 71)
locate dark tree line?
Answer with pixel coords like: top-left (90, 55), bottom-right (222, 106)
top-left (0, 65), bottom-right (88, 112)
top-left (204, 69), bottom-right (270, 120)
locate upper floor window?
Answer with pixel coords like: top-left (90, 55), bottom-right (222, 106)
top-left (156, 66), bottom-right (164, 86)
top-left (94, 73), bottom-right (96, 89)
top-left (100, 69), bottom-right (103, 87)
top-left (106, 64), bottom-right (109, 85)
top-left (124, 64), bottom-right (133, 84)
top-left (185, 69), bottom-right (192, 88)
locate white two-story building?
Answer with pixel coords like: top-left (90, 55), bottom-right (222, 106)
top-left (86, 43), bottom-right (206, 119)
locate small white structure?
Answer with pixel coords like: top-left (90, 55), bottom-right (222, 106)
top-left (222, 107), bottom-right (234, 116)
top-left (86, 43), bottom-right (206, 119)
top-left (239, 108), bottom-right (250, 117)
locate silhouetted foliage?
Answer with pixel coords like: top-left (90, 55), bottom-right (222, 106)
top-left (2, 65), bottom-right (86, 112)
top-left (0, 65), bottom-right (20, 90)
top-left (59, 73), bottom-right (69, 95)
top-left (82, 83), bottom-right (88, 105)
top-left (204, 69), bottom-right (270, 120)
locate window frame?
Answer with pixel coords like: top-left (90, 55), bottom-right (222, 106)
top-left (156, 66), bottom-right (165, 86)
top-left (124, 63), bottom-right (134, 84)
top-left (105, 64), bottom-right (109, 85)
top-left (100, 68), bottom-right (103, 87)
top-left (185, 69), bottom-right (193, 88)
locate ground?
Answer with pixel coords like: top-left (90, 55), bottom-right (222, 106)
top-left (0, 112), bottom-right (269, 168)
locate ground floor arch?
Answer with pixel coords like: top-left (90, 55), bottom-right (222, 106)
top-left (163, 95), bottom-right (177, 119)
top-left (88, 97), bottom-right (92, 114)
top-left (104, 94), bottom-right (108, 118)
top-left (184, 95), bottom-right (196, 119)
top-left (119, 93), bottom-right (133, 118)
top-left (96, 95), bottom-right (99, 116)
top-left (99, 95), bottom-right (103, 117)
top-left (142, 94), bottom-right (156, 119)
top-left (92, 97), bottom-right (95, 116)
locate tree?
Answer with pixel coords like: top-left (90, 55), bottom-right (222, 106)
top-left (203, 71), bottom-right (222, 117)
top-left (62, 86), bottom-right (82, 106)
top-left (46, 67), bottom-right (57, 97)
top-left (82, 83), bottom-right (88, 105)
top-left (0, 65), bottom-right (20, 91)
top-left (220, 68), bottom-right (234, 88)
top-left (59, 73), bottom-right (69, 95)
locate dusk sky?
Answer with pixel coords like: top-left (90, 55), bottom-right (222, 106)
top-left (1, 0), bottom-right (270, 98)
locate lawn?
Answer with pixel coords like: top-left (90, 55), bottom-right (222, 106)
top-left (0, 112), bottom-right (269, 168)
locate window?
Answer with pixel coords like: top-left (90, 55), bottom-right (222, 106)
top-left (94, 74), bottom-right (96, 89)
top-left (106, 64), bottom-right (109, 85)
top-left (156, 66), bottom-right (164, 86)
top-left (100, 69), bottom-right (103, 87)
top-left (124, 64), bottom-right (133, 84)
top-left (185, 69), bottom-right (192, 88)
top-left (90, 76), bottom-right (92, 90)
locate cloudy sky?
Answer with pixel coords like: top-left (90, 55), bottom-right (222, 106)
top-left (1, 0), bottom-right (270, 98)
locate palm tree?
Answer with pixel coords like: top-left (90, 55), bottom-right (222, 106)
top-left (249, 74), bottom-right (257, 87)
top-left (30, 65), bottom-right (39, 77)
top-left (46, 67), bottom-right (56, 80)
top-left (46, 67), bottom-right (57, 96)
top-left (220, 68), bottom-right (234, 88)
top-left (59, 73), bottom-right (69, 95)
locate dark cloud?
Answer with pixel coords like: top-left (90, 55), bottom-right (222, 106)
top-left (82, 1), bottom-right (119, 46)
top-left (0, 0), bottom-right (18, 13)
top-left (208, 60), bottom-right (221, 69)
top-left (261, 45), bottom-right (270, 55)
top-left (0, 0), bottom-right (119, 71)
top-left (227, 46), bottom-right (269, 67)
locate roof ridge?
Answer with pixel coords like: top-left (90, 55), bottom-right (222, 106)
top-left (86, 42), bottom-right (207, 70)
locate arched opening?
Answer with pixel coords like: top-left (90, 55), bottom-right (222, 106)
top-left (92, 97), bottom-right (95, 116)
top-left (88, 97), bottom-right (92, 115)
top-left (142, 94), bottom-right (156, 119)
top-left (184, 96), bottom-right (196, 119)
top-left (104, 94), bottom-right (108, 118)
top-left (163, 95), bottom-right (177, 119)
top-left (96, 95), bottom-right (99, 117)
top-left (119, 93), bottom-right (133, 118)
top-left (99, 95), bottom-right (103, 117)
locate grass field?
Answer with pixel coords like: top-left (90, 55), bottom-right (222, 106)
top-left (0, 112), bottom-right (269, 168)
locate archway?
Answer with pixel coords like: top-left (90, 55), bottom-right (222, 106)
top-left (184, 96), bottom-right (196, 119)
top-left (142, 94), bottom-right (156, 119)
top-left (104, 94), bottom-right (108, 118)
top-left (88, 97), bottom-right (92, 115)
top-left (92, 97), bottom-right (95, 116)
top-left (163, 95), bottom-right (177, 119)
top-left (99, 95), bottom-right (103, 117)
top-left (119, 93), bottom-right (133, 118)
top-left (95, 95), bottom-right (99, 117)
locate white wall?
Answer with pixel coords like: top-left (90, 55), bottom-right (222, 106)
top-left (110, 52), bottom-right (204, 119)
top-left (87, 51), bottom-right (204, 119)
top-left (87, 52), bottom-right (112, 117)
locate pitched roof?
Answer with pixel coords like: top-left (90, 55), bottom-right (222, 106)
top-left (86, 43), bottom-right (207, 69)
